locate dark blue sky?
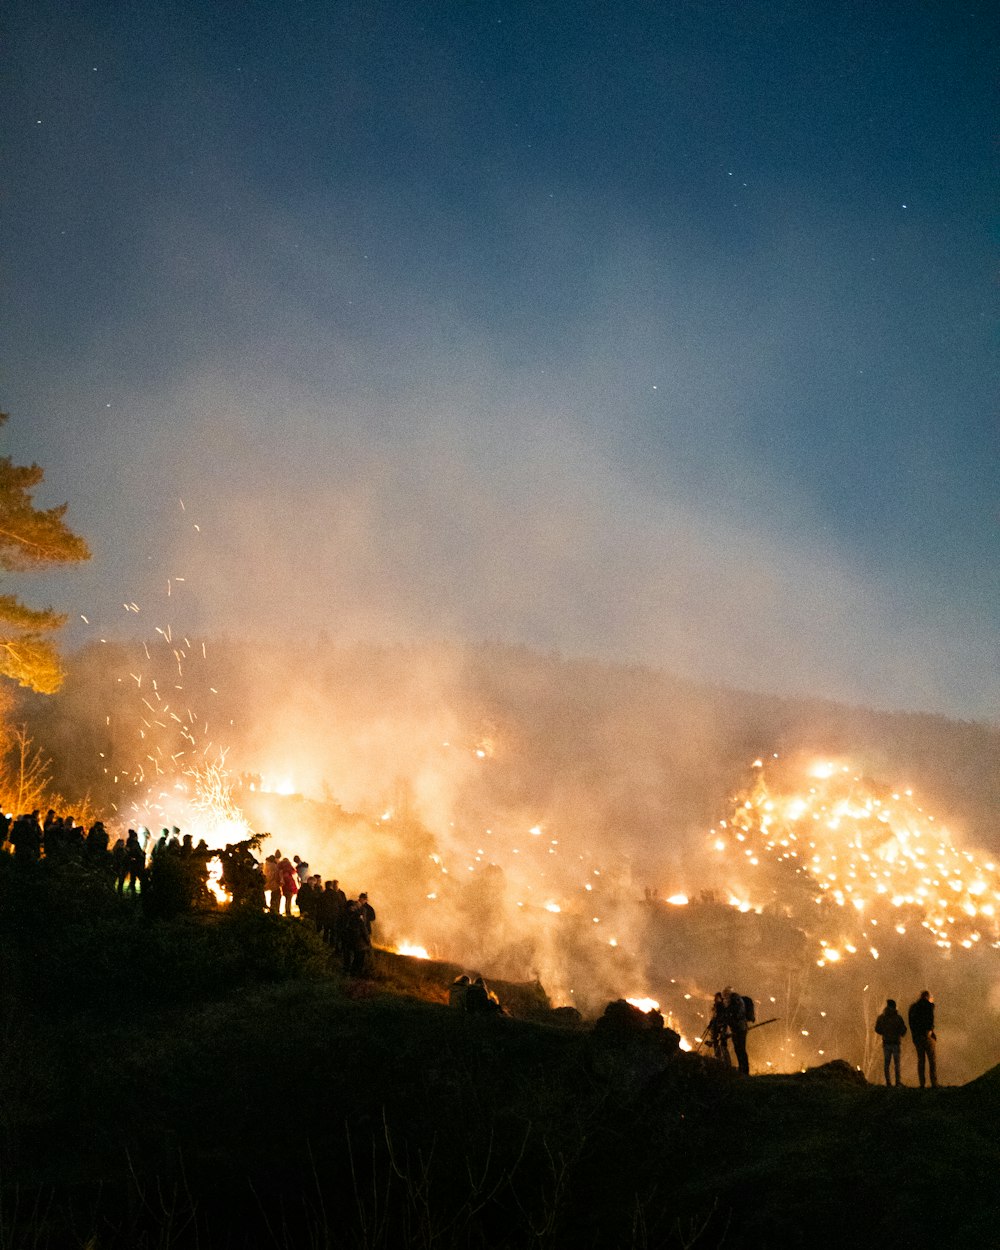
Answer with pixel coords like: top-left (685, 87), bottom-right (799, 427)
top-left (4, 1), bottom-right (997, 717)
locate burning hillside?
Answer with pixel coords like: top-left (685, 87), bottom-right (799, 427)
top-left (709, 756), bottom-right (1000, 963)
top-left (10, 631), bottom-right (1000, 1081)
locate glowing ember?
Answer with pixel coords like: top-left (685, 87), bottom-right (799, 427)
top-left (544, 901), bottom-right (561, 913)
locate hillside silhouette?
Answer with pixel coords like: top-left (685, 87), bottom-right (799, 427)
top-left (0, 847), bottom-right (997, 1249)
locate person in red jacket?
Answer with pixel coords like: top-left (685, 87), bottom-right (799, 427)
top-left (278, 856), bottom-right (299, 916)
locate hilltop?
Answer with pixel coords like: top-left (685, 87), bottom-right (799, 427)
top-left (2, 855), bottom-right (998, 1249)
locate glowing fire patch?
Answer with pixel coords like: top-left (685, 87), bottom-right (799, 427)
top-left (665, 893), bottom-right (689, 906)
top-left (261, 776), bottom-right (296, 796)
top-left (206, 855), bottom-right (230, 905)
top-left (626, 997), bottom-right (660, 1014)
top-left (396, 942), bottom-right (430, 960)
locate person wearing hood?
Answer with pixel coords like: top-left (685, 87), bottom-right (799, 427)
top-left (874, 998), bottom-right (907, 1086)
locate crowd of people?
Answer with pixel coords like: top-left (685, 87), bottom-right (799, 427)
top-left (258, 849), bottom-right (377, 974)
top-left (1, 808), bottom-right (378, 974)
top-left (3, 811), bottom-right (944, 1078)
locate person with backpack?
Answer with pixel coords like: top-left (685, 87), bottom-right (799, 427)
top-left (722, 986), bottom-right (751, 1074)
top-left (874, 998), bottom-right (908, 1085)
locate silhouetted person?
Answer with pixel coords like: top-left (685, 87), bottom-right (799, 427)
top-left (123, 829), bottom-right (146, 894)
top-left (908, 990), bottom-right (937, 1088)
top-left (465, 976), bottom-right (503, 1015)
top-left (449, 974), bottom-right (471, 1010)
top-left (112, 837), bottom-right (128, 893)
top-left (331, 880), bottom-right (348, 946)
top-left (64, 818), bottom-right (85, 859)
top-left (722, 987), bottom-right (749, 1074)
top-left (709, 991), bottom-right (731, 1065)
top-left (464, 976), bottom-right (491, 1013)
top-left (343, 899), bottom-right (372, 975)
top-left (313, 880), bottom-right (333, 941)
top-left (874, 998), bottom-right (907, 1086)
top-left (263, 852), bottom-right (282, 912)
top-left (297, 875), bottom-right (321, 924)
top-left (221, 840), bottom-right (264, 909)
top-left (85, 821), bottom-right (110, 868)
top-left (357, 892), bottom-right (375, 937)
top-left (317, 879), bottom-right (347, 947)
top-left (11, 812), bottom-right (42, 862)
top-left (42, 814), bottom-right (70, 860)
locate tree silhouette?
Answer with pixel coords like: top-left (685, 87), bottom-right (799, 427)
top-left (0, 413), bottom-right (90, 693)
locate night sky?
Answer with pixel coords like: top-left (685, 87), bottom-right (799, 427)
top-left (4, 1), bottom-right (997, 719)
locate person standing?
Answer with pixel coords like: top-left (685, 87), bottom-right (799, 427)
top-left (721, 987), bottom-right (749, 1075)
top-left (111, 837), bottom-right (128, 893)
top-left (343, 899), bottom-right (373, 975)
top-left (327, 879), bottom-right (348, 951)
top-left (123, 828), bottom-right (146, 894)
top-left (709, 991), bottom-right (731, 1066)
top-left (357, 892), bottom-right (376, 938)
top-left (908, 990), bottom-right (938, 1088)
top-left (874, 998), bottom-right (907, 1086)
top-left (278, 856), bottom-right (299, 916)
top-left (296, 874), bottom-right (319, 924)
top-left (263, 852), bottom-right (282, 913)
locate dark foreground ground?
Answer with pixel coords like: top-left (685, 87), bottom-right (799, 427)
top-left (2, 863), bottom-right (998, 1249)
